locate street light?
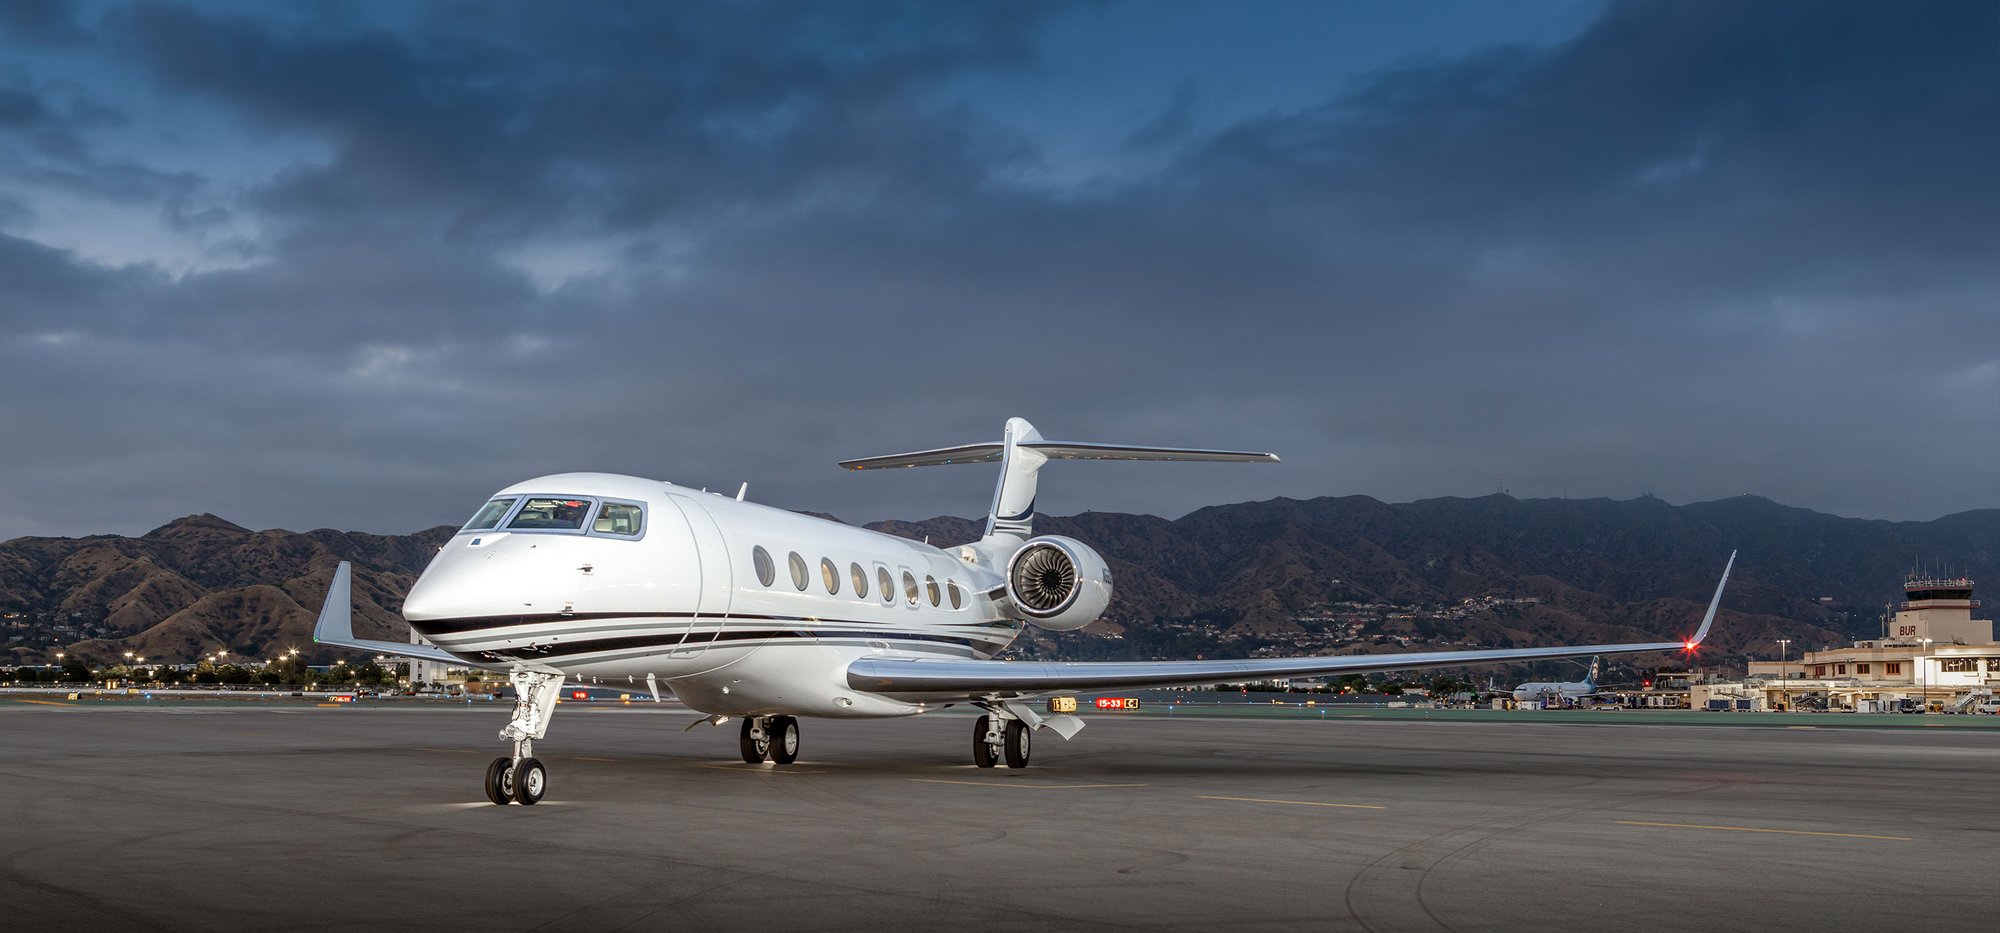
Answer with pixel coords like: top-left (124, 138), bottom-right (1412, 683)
top-left (1776, 639), bottom-right (1791, 712)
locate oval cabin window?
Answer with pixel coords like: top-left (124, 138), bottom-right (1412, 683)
top-left (878, 567), bottom-right (894, 604)
top-left (925, 576), bottom-right (940, 607)
top-left (821, 557), bottom-right (840, 595)
top-left (788, 551), bottom-right (809, 591)
top-left (753, 546), bottom-right (775, 587)
top-left (850, 562), bottom-right (869, 599)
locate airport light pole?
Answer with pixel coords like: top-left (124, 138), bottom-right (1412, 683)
top-left (1776, 639), bottom-right (1791, 712)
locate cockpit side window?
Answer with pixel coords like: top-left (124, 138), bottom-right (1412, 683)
top-left (593, 502), bottom-right (644, 536)
top-left (463, 497), bottom-right (518, 531)
top-left (507, 497), bottom-right (593, 530)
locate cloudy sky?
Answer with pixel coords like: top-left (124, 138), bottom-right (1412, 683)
top-left (2, 0), bottom-right (1994, 538)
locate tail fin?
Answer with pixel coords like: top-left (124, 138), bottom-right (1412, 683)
top-left (840, 417), bottom-right (1279, 540)
top-left (1586, 656), bottom-right (1600, 686)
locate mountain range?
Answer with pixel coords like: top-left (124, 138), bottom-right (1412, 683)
top-left (3, 495), bottom-right (1994, 674)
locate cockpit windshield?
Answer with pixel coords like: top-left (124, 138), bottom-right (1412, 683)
top-left (507, 497), bottom-right (593, 530)
top-left (593, 502), bottom-right (643, 535)
top-left (462, 497), bottom-right (518, 531)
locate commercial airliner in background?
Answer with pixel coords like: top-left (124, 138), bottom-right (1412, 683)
top-left (1512, 656), bottom-right (1605, 705)
top-left (314, 417), bottom-right (1736, 805)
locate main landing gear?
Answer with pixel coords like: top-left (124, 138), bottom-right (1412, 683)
top-left (486, 669), bottom-right (562, 806)
top-left (739, 715), bottom-right (801, 764)
top-left (973, 713), bottom-right (1030, 769)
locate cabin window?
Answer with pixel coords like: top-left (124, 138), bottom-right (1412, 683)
top-left (788, 551), bottom-right (809, 591)
top-left (753, 546), bottom-right (775, 587)
top-left (947, 581), bottom-right (963, 609)
top-left (902, 571), bottom-right (919, 606)
top-left (593, 502), bottom-right (643, 536)
top-left (508, 497), bottom-right (593, 530)
top-left (463, 498), bottom-right (518, 531)
top-left (877, 567), bottom-right (894, 603)
top-left (850, 562), bottom-right (869, 599)
top-left (821, 557), bottom-right (840, 595)
top-left (925, 576), bottom-right (940, 607)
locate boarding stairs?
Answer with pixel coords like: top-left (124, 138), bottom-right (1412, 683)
top-left (1943, 688), bottom-right (1991, 714)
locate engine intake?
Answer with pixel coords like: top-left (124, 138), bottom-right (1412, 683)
top-left (1005, 536), bottom-right (1111, 631)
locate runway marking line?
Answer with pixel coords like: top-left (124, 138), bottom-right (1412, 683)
top-left (910, 778), bottom-right (1146, 790)
top-left (1196, 795), bottom-right (1385, 810)
top-left (572, 756), bottom-right (617, 762)
top-left (1615, 820), bottom-right (1910, 841)
top-left (11, 699), bottom-right (76, 708)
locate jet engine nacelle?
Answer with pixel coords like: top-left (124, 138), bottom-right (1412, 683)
top-left (1005, 536), bottom-right (1112, 631)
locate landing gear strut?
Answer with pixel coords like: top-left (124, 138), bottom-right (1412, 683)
top-left (487, 669), bottom-right (562, 805)
top-left (973, 713), bottom-right (1030, 769)
top-left (740, 715), bottom-right (801, 764)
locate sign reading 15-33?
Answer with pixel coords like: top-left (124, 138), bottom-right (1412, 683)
top-left (1048, 696), bottom-right (1143, 713)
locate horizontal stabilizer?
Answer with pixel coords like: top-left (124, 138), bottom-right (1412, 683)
top-left (843, 418), bottom-right (1280, 542)
top-left (312, 561), bottom-right (465, 665)
top-left (840, 440), bottom-right (1278, 471)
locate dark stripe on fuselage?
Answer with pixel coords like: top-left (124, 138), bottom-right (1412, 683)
top-left (458, 627), bottom-right (993, 664)
top-left (411, 610), bottom-right (1016, 637)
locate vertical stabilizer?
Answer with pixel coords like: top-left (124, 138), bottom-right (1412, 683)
top-left (986, 417), bottom-right (1046, 539)
top-left (1586, 656), bottom-right (1600, 686)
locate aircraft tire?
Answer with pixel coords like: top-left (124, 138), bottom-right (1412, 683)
top-left (972, 715), bottom-right (998, 768)
top-left (1004, 719), bottom-right (1030, 769)
top-left (484, 756), bottom-right (514, 806)
top-left (740, 717), bottom-right (770, 764)
top-left (512, 757), bottom-right (546, 805)
top-left (771, 716), bottom-right (801, 764)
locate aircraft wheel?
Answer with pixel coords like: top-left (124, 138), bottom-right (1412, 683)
top-left (740, 717), bottom-right (771, 763)
top-left (771, 716), bottom-right (801, 764)
top-left (1003, 719), bottom-right (1031, 769)
top-left (512, 757), bottom-right (546, 805)
top-left (484, 756), bottom-right (514, 806)
top-left (972, 715), bottom-right (998, 768)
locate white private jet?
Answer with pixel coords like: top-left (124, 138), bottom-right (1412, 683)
top-left (313, 417), bottom-right (1736, 805)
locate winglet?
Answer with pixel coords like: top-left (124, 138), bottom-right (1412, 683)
top-left (313, 561), bottom-right (355, 644)
top-left (312, 560), bottom-right (465, 665)
top-left (1687, 550), bottom-right (1736, 647)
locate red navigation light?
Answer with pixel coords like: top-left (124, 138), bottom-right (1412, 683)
top-left (571, 690), bottom-right (589, 700)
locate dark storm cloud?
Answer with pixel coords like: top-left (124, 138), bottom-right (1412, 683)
top-left (0, 0), bottom-right (1993, 538)
top-left (105, 0), bottom-right (1054, 238)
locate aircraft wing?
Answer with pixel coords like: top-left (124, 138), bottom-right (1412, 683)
top-left (311, 561), bottom-right (468, 665)
top-left (850, 551), bottom-right (1733, 702)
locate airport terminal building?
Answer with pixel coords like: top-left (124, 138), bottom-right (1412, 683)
top-left (1734, 576), bottom-right (1997, 712)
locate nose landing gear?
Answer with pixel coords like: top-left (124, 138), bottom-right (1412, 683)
top-left (487, 669), bottom-right (562, 805)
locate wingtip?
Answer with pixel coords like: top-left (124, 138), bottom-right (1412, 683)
top-left (1687, 549), bottom-right (1736, 646)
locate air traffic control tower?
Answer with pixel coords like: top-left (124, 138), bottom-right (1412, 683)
top-left (1748, 574), bottom-right (1997, 710)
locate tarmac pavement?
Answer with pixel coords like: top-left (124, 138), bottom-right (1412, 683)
top-left (3, 698), bottom-right (1995, 932)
